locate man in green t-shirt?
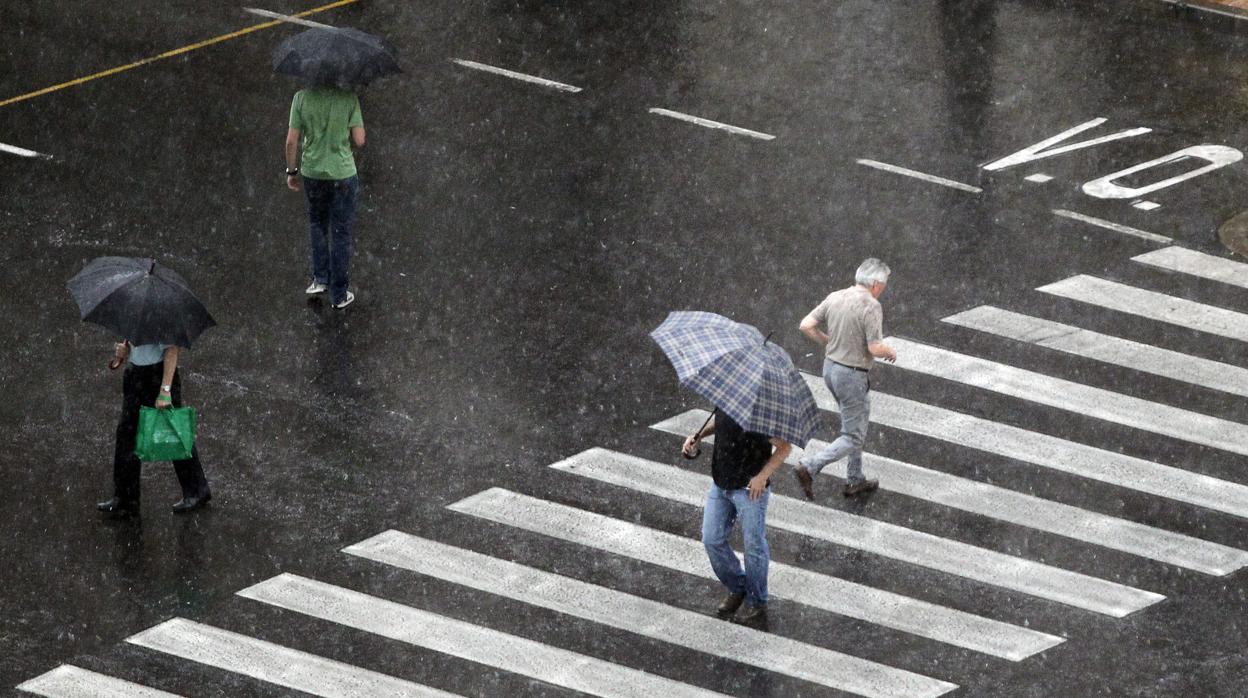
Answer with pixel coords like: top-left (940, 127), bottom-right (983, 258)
top-left (285, 87), bottom-right (366, 309)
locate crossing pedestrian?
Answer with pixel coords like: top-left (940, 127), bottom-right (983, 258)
top-left (683, 407), bottom-right (792, 624)
top-left (285, 86), bottom-right (366, 309)
top-left (97, 341), bottom-right (212, 517)
top-left (793, 258), bottom-right (897, 499)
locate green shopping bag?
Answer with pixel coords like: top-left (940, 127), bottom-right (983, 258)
top-left (135, 406), bottom-right (196, 461)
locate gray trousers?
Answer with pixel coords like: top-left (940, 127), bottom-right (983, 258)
top-left (800, 360), bottom-right (871, 483)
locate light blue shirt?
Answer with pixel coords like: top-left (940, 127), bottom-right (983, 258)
top-left (129, 343), bottom-right (171, 366)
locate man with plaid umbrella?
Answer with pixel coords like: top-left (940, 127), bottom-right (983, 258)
top-left (652, 312), bottom-right (818, 625)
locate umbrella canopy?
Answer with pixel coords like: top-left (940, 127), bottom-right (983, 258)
top-left (650, 311), bottom-right (821, 447)
top-left (272, 27), bottom-right (400, 88)
top-left (67, 257), bottom-right (216, 348)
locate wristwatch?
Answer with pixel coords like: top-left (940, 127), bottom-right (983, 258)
top-left (161, 385), bottom-right (172, 393)
top-left (285, 166), bottom-right (299, 176)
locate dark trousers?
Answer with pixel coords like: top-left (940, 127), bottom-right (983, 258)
top-left (304, 175), bottom-right (359, 305)
top-left (112, 363), bottom-right (209, 504)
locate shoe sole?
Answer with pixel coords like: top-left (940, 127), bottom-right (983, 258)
top-left (332, 296), bottom-right (355, 309)
top-left (843, 482), bottom-right (880, 497)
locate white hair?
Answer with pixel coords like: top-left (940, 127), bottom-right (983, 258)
top-left (855, 258), bottom-right (890, 287)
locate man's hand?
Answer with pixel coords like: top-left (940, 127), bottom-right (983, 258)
top-left (747, 473), bottom-right (768, 500)
top-left (869, 341), bottom-right (898, 363)
top-left (155, 395), bottom-right (172, 410)
top-left (287, 174), bottom-right (301, 192)
top-left (682, 434), bottom-right (701, 458)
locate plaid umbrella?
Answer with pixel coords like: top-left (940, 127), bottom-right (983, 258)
top-left (650, 311), bottom-right (820, 447)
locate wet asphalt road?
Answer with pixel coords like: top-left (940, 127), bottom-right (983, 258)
top-left (4, 1), bottom-right (1248, 696)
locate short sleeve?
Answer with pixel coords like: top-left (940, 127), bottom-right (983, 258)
top-left (288, 91), bottom-right (304, 130)
top-left (803, 297), bottom-right (830, 328)
top-left (862, 303), bottom-right (884, 344)
top-left (347, 95), bottom-right (363, 128)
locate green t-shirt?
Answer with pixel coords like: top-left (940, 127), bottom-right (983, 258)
top-left (288, 88), bottom-right (364, 180)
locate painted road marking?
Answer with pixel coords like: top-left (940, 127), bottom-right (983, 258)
top-left (1133, 201), bottom-right (1162, 211)
top-left (655, 409), bottom-right (1248, 576)
top-left (1052, 209), bottom-right (1173, 244)
top-left (243, 7), bottom-right (336, 28)
top-left (0, 0), bottom-right (361, 109)
top-left (648, 108), bottom-right (776, 140)
top-left (448, 488), bottom-right (1064, 661)
top-left (855, 159), bottom-right (982, 193)
top-left (800, 372), bottom-right (1248, 519)
top-left (0, 142), bottom-right (52, 159)
top-left (983, 118), bottom-right (1152, 171)
top-left (346, 531), bottom-right (958, 698)
top-left (1133, 245), bottom-right (1248, 290)
top-left (944, 305), bottom-right (1248, 399)
top-left (1039, 275), bottom-right (1248, 342)
top-left (1025, 173), bottom-right (1053, 183)
top-left (450, 59), bottom-right (583, 93)
top-left (1162, 0), bottom-right (1248, 21)
top-left (239, 574), bottom-right (731, 698)
top-left (17, 665), bottom-right (182, 698)
top-left (552, 449), bottom-right (1165, 617)
top-left (127, 618), bottom-right (455, 697)
top-left (886, 337), bottom-right (1248, 458)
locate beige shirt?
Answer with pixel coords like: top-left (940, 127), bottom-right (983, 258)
top-left (803, 285), bottom-right (884, 369)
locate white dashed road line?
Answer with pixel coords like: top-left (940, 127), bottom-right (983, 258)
top-left (648, 108), bottom-right (776, 140)
top-left (855, 159), bottom-right (982, 193)
top-left (451, 59), bottom-right (583, 93)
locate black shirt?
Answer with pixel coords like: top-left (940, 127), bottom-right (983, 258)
top-left (710, 408), bottom-right (773, 490)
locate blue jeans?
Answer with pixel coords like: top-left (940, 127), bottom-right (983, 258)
top-left (800, 360), bottom-right (871, 483)
top-left (304, 175), bottom-right (359, 304)
top-left (701, 483), bottom-right (770, 607)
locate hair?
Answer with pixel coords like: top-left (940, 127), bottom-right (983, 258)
top-left (854, 258), bottom-right (891, 287)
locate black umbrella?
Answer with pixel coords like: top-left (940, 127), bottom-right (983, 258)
top-left (67, 257), bottom-right (216, 349)
top-left (272, 27), bottom-right (400, 88)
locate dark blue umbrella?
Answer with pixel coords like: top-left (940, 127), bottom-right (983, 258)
top-left (273, 27), bottom-right (400, 88)
top-left (650, 311), bottom-right (820, 449)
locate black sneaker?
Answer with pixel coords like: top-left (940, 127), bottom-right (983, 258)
top-left (843, 479), bottom-right (880, 497)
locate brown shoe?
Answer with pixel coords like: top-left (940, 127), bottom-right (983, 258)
top-left (843, 479), bottom-right (879, 497)
top-left (735, 603), bottom-right (767, 624)
top-left (717, 592), bottom-right (746, 617)
top-left (794, 466), bottom-right (815, 500)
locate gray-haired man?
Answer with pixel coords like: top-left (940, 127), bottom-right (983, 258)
top-left (794, 258), bottom-right (897, 498)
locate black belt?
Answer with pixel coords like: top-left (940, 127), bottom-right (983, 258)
top-left (832, 361), bottom-right (869, 373)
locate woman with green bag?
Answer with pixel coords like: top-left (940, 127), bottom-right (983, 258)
top-left (96, 341), bottom-right (212, 518)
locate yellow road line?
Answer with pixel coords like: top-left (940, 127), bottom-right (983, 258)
top-left (0, 0), bottom-right (362, 109)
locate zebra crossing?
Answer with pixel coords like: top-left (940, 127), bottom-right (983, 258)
top-left (19, 244), bottom-right (1248, 697)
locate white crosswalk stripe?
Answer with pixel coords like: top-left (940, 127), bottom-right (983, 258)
top-left (549, 448), bottom-right (1165, 616)
top-left (344, 530), bottom-right (959, 698)
top-left (942, 305), bottom-right (1248, 399)
top-left (1038, 275), bottom-right (1248, 342)
top-left (885, 336), bottom-right (1248, 457)
top-left (17, 665), bottom-right (183, 698)
top-left (238, 573), bottom-right (734, 698)
top-left (447, 487), bottom-right (1066, 661)
top-left (126, 618), bottom-right (458, 697)
top-left (653, 410), bottom-right (1248, 576)
top-left (1133, 246), bottom-right (1248, 290)
top-left (801, 372), bottom-right (1248, 519)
